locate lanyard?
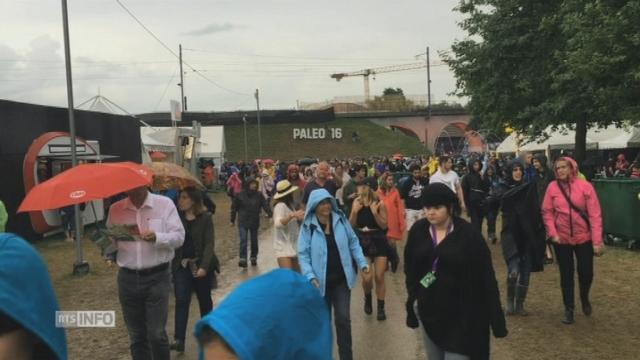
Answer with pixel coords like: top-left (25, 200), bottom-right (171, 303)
top-left (429, 221), bottom-right (454, 272)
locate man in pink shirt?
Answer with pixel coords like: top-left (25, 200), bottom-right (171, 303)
top-left (107, 186), bottom-right (185, 360)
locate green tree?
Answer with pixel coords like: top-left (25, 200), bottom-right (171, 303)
top-left (367, 87), bottom-right (415, 111)
top-left (445, 0), bottom-right (640, 163)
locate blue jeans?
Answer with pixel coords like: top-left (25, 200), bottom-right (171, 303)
top-left (325, 281), bottom-right (352, 360)
top-left (173, 267), bottom-right (213, 342)
top-left (238, 225), bottom-right (258, 260)
top-left (507, 254), bottom-right (531, 287)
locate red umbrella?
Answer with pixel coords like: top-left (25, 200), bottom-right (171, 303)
top-left (262, 159), bottom-right (275, 165)
top-left (18, 162), bottom-right (153, 212)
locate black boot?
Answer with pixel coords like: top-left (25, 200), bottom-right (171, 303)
top-left (562, 308), bottom-right (575, 325)
top-left (505, 277), bottom-right (516, 316)
top-left (389, 246), bottom-right (400, 273)
top-left (364, 293), bottom-right (372, 315)
top-left (170, 339), bottom-right (185, 353)
top-left (377, 299), bottom-right (386, 321)
top-left (580, 284), bottom-right (593, 316)
top-left (561, 286), bottom-right (575, 324)
top-left (515, 285), bottom-right (529, 316)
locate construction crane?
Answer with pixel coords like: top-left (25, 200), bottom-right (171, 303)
top-left (330, 62), bottom-right (426, 102)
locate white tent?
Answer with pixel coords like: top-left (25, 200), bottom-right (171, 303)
top-left (140, 126), bottom-right (226, 166)
top-left (195, 126), bottom-right (226, 165)
top-left (496, 133), bottom-right (519, 153)
top-left (496, 125), bottom-right (640, 154)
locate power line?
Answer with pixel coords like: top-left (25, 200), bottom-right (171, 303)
top-left (114, 0), bottom-right (250, 97)
top-left (183, 48), bottom-right (418, 62)
top-left (153, 66), bottom-right (179, 111)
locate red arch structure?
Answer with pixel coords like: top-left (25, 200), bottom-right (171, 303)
top-left (22, 132), bottom-right (96, 234)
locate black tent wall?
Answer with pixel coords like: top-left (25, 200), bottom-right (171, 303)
top-left (0, 99), bottom-right (141, 240)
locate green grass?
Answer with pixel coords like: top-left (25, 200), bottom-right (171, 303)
top-left (225, 118), bottom-right (428, 161)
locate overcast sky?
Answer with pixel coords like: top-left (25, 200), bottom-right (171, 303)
top-left (1, 0), bottom-right (467, 113)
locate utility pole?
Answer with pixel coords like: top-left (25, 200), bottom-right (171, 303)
top-left (61, 0), bottom-right (88, 276)
top-left (426, 46), bottom-right (432, 118)
top-left (179, 44), bottom-right (185, 112)
top-left (255, 89), bottom-right (262, 159)
top-left (242, 114), bottom-right (248, 163)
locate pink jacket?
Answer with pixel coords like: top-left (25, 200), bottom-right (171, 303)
top-left (226, 173), bottom-right (243, 196)
top-left (541, 157), bottom-right (603, 246)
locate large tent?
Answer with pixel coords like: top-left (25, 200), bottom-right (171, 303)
top-left (496, 125), bottom-right (640, 154)
top-left (140, 126), bottom-right (225, 166)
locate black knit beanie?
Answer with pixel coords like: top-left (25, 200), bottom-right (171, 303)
top-left (421, 183), bottom-right (458, 209)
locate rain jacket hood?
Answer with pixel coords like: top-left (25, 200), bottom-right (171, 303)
top-left (533, 154), bottom-right (549, 169)
top-left (194, 269), bottom-right (332, 360)
top-left (298, 189), bottom-right (368, 296)
top-left (506, 160), bottom-right (525, 186)
top-left (554, 156), bottom-right (579, 182)
top-left (467, 159), bottom-right (482, 174)
top-left (0, 233), bottom-right (67, 360)
top-left (542, 157), bottom-right (603, 246)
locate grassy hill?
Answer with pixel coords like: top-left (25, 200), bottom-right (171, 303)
top-left (224, 118), bottom-right (428, 161)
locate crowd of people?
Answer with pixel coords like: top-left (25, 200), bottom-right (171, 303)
top-left (0, 149), bottom-right (613, 360)
top-left (210, 150), bottom-right (605, 359)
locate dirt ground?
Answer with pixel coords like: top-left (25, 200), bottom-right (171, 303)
top-left (36, 192), bottom-right (640, 359)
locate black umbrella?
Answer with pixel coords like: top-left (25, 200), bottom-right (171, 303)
top-left (298, 158), bottom-right (318, 166)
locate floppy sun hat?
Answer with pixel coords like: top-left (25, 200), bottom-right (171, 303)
top-left (273, 180), bottom-right (299, 200)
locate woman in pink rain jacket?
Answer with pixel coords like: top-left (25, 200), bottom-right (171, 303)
top-left (541, 156), bottom-right (603, 325)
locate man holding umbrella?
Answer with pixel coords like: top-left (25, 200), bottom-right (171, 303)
top-left (107, 186), bottom-right (185, 360)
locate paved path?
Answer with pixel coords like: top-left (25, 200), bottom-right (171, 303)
top-left (171, 224), bottom-right (426, 359)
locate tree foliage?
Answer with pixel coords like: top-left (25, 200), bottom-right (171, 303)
top-left (367, 87), bottom-right (416, 111)
top-left (445, 0), bottom-right (640, 163)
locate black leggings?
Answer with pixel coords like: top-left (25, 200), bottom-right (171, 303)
top-left (553, 241), bottom-right (594, 308)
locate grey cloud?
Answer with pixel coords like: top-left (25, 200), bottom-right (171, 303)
top-left (181, 23), bottom-right (239, 36)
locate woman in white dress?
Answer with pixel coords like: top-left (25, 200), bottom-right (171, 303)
top-left (273, 180), bottom-right (305, 271)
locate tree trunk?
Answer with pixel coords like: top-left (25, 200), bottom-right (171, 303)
top-left (574, 115), bottom-right (587, 166)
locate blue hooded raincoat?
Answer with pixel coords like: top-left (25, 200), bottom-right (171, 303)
top-left (194, 269), bottom-right (332, 360)
top-left (0, 233), bottom-right (67, 360)
top-left (297, 189), bottom-right (368, 297)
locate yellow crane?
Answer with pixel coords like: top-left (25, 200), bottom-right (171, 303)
top-left (330, 62), bottom-right (427, 102)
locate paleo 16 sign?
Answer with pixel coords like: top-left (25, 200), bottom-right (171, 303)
top-left (292, 128), bottom-right (342, 140)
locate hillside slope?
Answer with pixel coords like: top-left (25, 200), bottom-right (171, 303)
top-left (224, 119), bottom-right (427, 161)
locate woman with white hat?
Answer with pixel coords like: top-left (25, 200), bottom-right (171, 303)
top-left (273, 180), bottom-right (305, 271)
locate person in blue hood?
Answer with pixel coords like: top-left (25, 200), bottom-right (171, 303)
top-left (194, 269), bottom-right (332, 360)
top-left (0, 233), bottom-right (67, 360)
top-left (298, 188), bottom-right (369, 360)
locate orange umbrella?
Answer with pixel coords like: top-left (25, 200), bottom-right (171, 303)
top-left (18, 162), bottom-right (152, 212)
top-left (150, 162), bottom-right (204, 191)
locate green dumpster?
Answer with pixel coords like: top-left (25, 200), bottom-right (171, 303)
top-left (592, 179), bottom-right (640, 241)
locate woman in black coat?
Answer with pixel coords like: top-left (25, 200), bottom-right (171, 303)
top-left (405, 183), bottom-right (507, 360)
top-left (170, 187), bottom-right (220, 353)
top-left (498, 160), bottom-right (546, 317)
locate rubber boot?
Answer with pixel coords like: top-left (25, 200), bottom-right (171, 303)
top-left (364, 293), bottom-right (372, 315)
top-left (377, 299), bottom-right (386, 321)
top-left (515, 285), bottom-right (529, 316)
top-left (561, 286), bottom-right (575, 324)
top-left (580, 283), bottom-right (592, 316)
top-left (562, 308), bottom-right (575, 325)
top-left (505, 277), bottom-right (517, 316)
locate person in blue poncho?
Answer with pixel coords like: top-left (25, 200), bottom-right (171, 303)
top-left (194, 269), bottom-right (332, 360)
top-left (0, 233), bottom-right (67, 360)
top-left (298, 188), bottom-right (369, 360)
